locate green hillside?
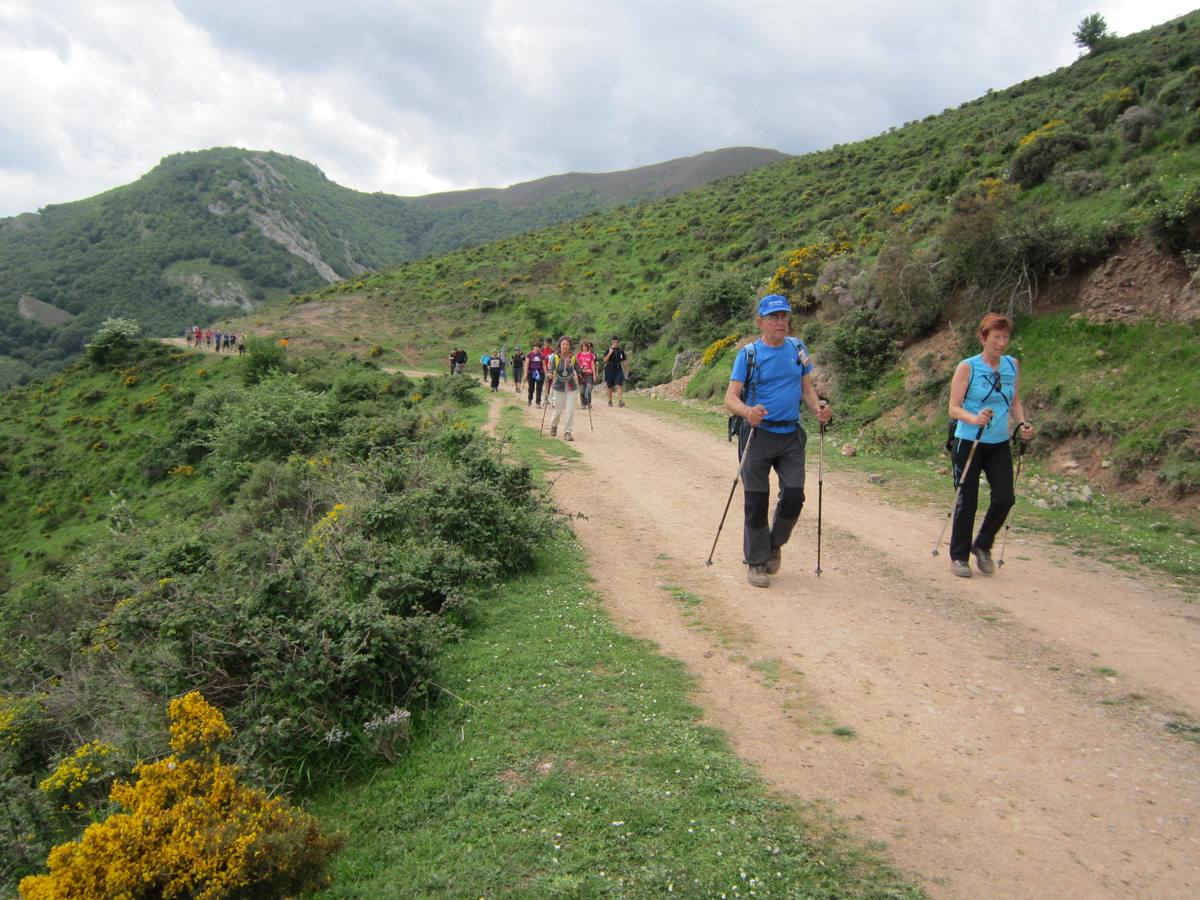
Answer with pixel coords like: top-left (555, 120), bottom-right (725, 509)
top-left (245, 12), bottom-right (1198, 499)
top-left (0, 148), bottom-right (785, 389)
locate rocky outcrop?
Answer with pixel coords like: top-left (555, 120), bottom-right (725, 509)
top-left (17, 295), bottom-right (74, 326)
top-left (240, 157), bottom-right (341, 284)
top-left (162, 270), bottom-right (254, 310)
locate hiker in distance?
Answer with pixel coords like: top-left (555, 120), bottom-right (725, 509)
top-left (724, 294), bottom-right (832, 588)
top-left (547, 335), bottom-right (582, 442)
top-left (603, 336), bottom-right (628, 407)
top-left (946, 312), bottom-right (1035, 578)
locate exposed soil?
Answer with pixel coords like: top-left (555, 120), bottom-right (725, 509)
top-left (492, 389), bottom-right (1200, 899)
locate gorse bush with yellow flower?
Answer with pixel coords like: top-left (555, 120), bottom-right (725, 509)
top-left (19, 693), bottom-right (340, 899)
top-left (767, 238), bottom-right (854, 310)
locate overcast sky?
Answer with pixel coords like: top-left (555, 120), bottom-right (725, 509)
top-left (0, 1), bottom-right (1193, 217)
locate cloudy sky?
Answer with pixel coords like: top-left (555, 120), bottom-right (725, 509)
top-left (0, 1), bottom-right (1192, 217)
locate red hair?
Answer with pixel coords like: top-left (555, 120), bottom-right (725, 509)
top-left (977, 313), bottom-right (1013, 341)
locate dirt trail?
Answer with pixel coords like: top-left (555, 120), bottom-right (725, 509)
top-left (489, 389), bottom-right (1199, 899)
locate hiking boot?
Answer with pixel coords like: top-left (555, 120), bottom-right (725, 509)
top-left (972, 546), bottom-right (995, 575)
top-left (747, 564), bottom-right (770, 588)
top-left (550, 426), bottom-right (557, 437)
top-left (564, 432), bottom-right (573, 442)
top-left (618, 400), bottom-right (625, 407)
top-left (951, 559), bottom-right (972, 578)
top-left (766, 547), bottom-right (782, 575)
top-left (608, 398), bottom-right (613, 407)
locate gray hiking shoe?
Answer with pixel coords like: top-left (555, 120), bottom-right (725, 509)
top-left (972, 546), bottom-right (995, 575)
top-left (747, 564), bottom-right (770, 588)
top-left (550, 426), bottom-right (557, 437)
top-left (766, 547), bottom-right (782, 575)
top-left (564, 432), bottom-right (573, 442)
top-left (951, 559), bottom-right (972, 578)
top-left (618, 400), bottom-right (626, 407)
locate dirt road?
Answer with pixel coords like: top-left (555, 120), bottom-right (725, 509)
top-left (495, 389), bottom-right (1199, 899)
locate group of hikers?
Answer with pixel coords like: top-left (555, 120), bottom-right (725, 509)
top-left (722, 294), bottom-right (1033, 589)
top-left (449, 336), bottom-right (629, 442)
top-left (444, 294), bottom-right (1031, 589)
top-left (184, 326), bottom-right (244, 354)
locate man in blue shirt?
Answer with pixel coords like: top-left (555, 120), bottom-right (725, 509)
top-left (724, 294), bottom-right (832, 587)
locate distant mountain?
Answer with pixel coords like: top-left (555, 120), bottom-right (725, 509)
top-left (411, 148), bottom-right (790, 210)
top-left (0, 146), bottom-right (788, 387)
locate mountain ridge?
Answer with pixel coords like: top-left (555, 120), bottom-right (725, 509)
top-left (0, 145), bottom-right (789, 388)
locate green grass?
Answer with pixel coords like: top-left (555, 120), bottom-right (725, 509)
top-left (496, 403), bottom-right (581, 475)
top-left (313, 532), bottom-right (920, 898)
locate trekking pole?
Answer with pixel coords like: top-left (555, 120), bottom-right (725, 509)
top-left (586, 380), bottom-right (594, 432)
top-left (815, 403), bottom-right (828, 576)
top-left (997, 434), bottom-right (1028, 568)
top-left (931, 425), bottom-right (985, 557)
top-left (539, 378), bottom-right (550, 436)
top-left (705, 426), bottom-right (756, 567)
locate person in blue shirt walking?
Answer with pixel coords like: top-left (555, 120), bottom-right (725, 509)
top-left (724, 294), bottom-right (832, 588)
top-left (947, 312), bottom-right (1035, 578)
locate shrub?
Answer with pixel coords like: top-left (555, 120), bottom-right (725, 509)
top-left (767, 238), bottom-right (854, 309)
top-left (1116, 105), bottom-right (1163, 145)
top-left (209, 372), bottom-right (333, 475)
top-left (700, 334), bottom-right (741, 367)
top-left (1148, 180), bottom-right (1200, 251)
top-left (1061, 170), bottom-right (1107, 196)
top-left (826, 309), bottom-right (898, 390)
top-left (872, 236), bottom-right (944, 338)
top-left (18, 693), bottom-right (340, 899)
top-left (83, 319), bottom-right (142, 366)
top-left (673, 272), bottom-right (754, 344)
top-left (240, 335), bottom-right (289, 386)
top-left (1010, 129), bottom-right (1089, 188)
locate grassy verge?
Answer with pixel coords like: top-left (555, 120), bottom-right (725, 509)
top-left (496, 404), bottom-right (581, 475)
top-left (313, 530), bottom-right (920, 898)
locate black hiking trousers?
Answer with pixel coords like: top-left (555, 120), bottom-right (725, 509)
top-left (738, 426), bottom-right (808, 567)
top-left (527, 373), bottom-right (543, 405)
top-left (949, 437), bottom-right (1015, 562)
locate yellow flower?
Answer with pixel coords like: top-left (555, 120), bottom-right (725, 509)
top-left (20, 693), bottom-right (340, 899)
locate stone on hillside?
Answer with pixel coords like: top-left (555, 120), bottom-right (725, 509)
top-left (672, 350), bottom-right (699, 378)
top-left (841, 444), bottom-right (856, 457)
top-left (866, 473), bottom-right (886, 484)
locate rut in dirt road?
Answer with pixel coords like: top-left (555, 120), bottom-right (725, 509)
top-left (490, 390), bottom-right (1200, 900)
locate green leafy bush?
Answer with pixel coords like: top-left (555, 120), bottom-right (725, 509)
top-left (672, 272), bottom-right (754, 345)
top-left (872, 234), bottom-right (943, 337)
top-left (83, 319), bottom-right (143, 366)
top-left (240, 335), bottom-right (290, 386)
top-left (826, 309), bottom-right (898, 390)
top-left (1148, 180), bottom-right (1200, 250)
top-left (1011, 130), bottom-right (1090, 188)
top-left (209, 372), bottom-right (333, 476)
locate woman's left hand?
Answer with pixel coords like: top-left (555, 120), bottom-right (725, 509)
top-left (1019, 422), bottom-right (1034, 440)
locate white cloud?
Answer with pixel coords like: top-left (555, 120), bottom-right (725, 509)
top-left (0, 0), bottom-right (1194, 216)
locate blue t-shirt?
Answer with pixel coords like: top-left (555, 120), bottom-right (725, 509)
top-left (954, 354), bottom-right (1017, 444)
top-left (729, 338), bottom-right (814, 434)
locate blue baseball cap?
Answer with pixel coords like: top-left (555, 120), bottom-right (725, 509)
top-left (757, 294), bottom-right (791, 316)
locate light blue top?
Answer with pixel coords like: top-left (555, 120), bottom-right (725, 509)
top-left (954, 354), bottom-right (1018, 444)
top-left (729, 338), bottom-right (814, 434)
